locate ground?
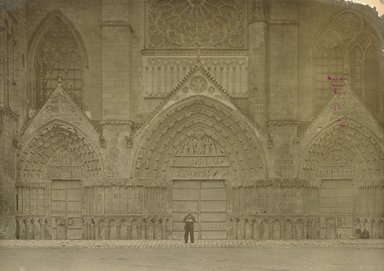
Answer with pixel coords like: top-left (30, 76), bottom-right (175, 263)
top-left (0, 240), bottom-right (384, 271)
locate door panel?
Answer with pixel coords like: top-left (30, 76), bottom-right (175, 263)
top-left (172, 180), bottom-right (227, 240)
top-left (320, 180), bottom-right (353, 239)
top-left (51, 180), bottom-right (82, 240)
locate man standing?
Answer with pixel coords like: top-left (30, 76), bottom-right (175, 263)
top-left (183, 209), bottom-right (197, 243)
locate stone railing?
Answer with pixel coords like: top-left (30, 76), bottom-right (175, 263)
top-left (83, 215), bottom-right (172, 240)
top-left (227, 215), bottom-right (320, 240)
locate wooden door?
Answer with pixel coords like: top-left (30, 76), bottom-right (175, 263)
top-left (320, 180), bottom-right (353, 239)
top-left (51, 180), bottom-right (82, 239)
top-left (172, 180), bottom-right (227, 240)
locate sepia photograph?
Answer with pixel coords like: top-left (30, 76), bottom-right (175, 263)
top-left (0, 0), bottom-right (383, 270)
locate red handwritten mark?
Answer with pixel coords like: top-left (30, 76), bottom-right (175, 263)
top-left (336, 117), bottom-right (347, 128)
top-left (332, 103), bottom-right (341, 111)
top-left (327, 76), bottom-right (345, 95)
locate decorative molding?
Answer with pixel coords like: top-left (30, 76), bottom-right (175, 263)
top-left (142, 49), bottom-right (248, 57)
top-left (355, 180), bottom-right (384, 188)
top-left (0, 106), bottom-right (18, 121)
top-left (82, 179), bottom-right (170, 188)
top-left (16, 180), bottom-right (51, 189)
top-left (229, 178), bottom-right (315, 188)
top-left (100, 21), bottom-right (133, 30)
top-left (267, 120), bottom-right (300, 127)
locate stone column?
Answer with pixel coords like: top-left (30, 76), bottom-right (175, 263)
top-left (248, 0), bottom-right (268, 128)
top-left (102, 0), bottom-right (132, 121)
top-left (268, 0), bottom-right (298, 121)
top-left (379, 50), bottom-right (384, 124)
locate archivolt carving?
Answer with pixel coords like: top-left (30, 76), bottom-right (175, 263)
top-left (300, 120), bottom-right (384, 179)
top-left (19, 120), bottom-right (102, 180)
top-left (133, 96), bottom-right (267, 180)
top-left (145, 0), bottom-right (247, 48)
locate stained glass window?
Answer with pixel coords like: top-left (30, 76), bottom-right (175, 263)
top-left (35, 18), bottom-right (83, 109)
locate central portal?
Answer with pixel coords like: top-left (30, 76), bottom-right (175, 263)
top-left (172, 180), bottom-right (227, 240)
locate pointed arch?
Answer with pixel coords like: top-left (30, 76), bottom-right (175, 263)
top-left (28, 10), bottom-right (89, 110)
top-left (299, 119), bottom-right (384, 180)
top-left (18, 119), bottom-right (103, 180)
top-left (28, 10), bottom-right (89, 68)
top-left (132, 96), bottom-right (267, 180)
top-left (312, 9), bottom-right (383, 117)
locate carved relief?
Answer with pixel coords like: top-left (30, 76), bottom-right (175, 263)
top-left (19, 122), bottom-right (102, 180)
top-left (133, 96), bottom-right (266, 180)
top-left (46, 150), bottom-right (84, 179)
top-left (145, 0), bottom-right (247, 49)
top-left (189, 76), bottom-right (208, 93)
top-left (301, 123), bottom-right (383, 179)
top-left (169, 132), bottom-right (231, 179)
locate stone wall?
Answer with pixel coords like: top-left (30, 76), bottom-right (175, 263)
top-left (0, 108), bottom-right (18, 238)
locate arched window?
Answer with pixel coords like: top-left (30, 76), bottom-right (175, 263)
top-left (32, 13), bottom-right (87, 110)
top-left (350, 33), bottom-right (380, 113)
top-left (313, 11), bottom-right (382, 117)
top-left (0, 20), bottom-right (14, 107)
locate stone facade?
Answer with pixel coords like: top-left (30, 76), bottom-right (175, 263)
top-left (0, 0), bottom-right (383, 240)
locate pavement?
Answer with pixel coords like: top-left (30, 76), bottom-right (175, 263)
top-left (0, 239), bottom-right (383, 248)
top-left (0, 240), bottom-right (383, 271)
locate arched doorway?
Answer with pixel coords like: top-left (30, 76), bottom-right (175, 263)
top-left (18, 120), bottom-right (102, 239)
top-left (300, 120), bottom-right (384, 239)
top-left (132, 96), bottom-right (267, 239)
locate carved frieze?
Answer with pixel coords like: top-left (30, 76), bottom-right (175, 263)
top-left (229, 178), bottom-right (312, 188)
top-left (142, 56), bottom-right (248, 98)
top-left (82, 179), bottom-right (170, 188)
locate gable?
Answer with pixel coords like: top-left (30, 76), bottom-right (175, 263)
top-left (22, 82), bottom-right (100, 145)
top-left (303, 83), bottom-right (384, 143)
top-left (162, 64), bottom-right (238, 111)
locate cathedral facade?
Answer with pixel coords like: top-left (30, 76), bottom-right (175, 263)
top-left (0, 0), bottom-right (383, 240)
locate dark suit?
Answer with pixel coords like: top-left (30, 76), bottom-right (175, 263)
top-left (183, 214), bottom-right (197, 243)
